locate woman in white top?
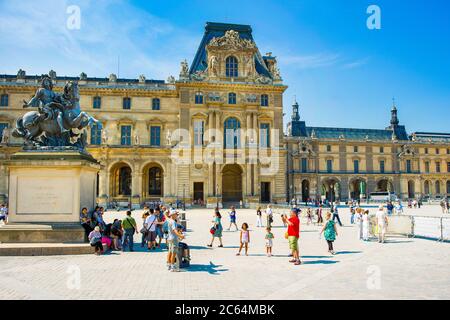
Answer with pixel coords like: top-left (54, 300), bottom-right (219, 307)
top-left (355, 208), bottom-right (363, 240)
top-left (362, 210), bottom-right (370, 241)
top-left (375, 205), bottom-right (388, 243)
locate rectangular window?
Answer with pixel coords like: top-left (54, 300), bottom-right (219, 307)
top-left (380, 146), bottom-right (384, 153)
top-left (354, 160), bottom-right (359, 173)
top-left (152, 98), bottom-right (160, 110)
top-left (120, 125), bottom-right (132, 145)
top-left (123, 97), bottom-right (131, 110)
top-left (194, 120), bottom-right (204, 146)
top-left (195, 92), bottom-right (203, 104)
top-left (93, 96), bottom-right (101, 109)
top-left (425, 161), bottom-right (430, 173)
top-left (406, 160), bottom-right (412, 173)
top-left (436, 148), bottom-right (440, 154)
top-left (150, 126), bottom-right (161, 146)
top-left (447, 162), bottom-right (450, 173)
top-left (380, 160), bottom-right (385, 173)
top-left (301, 158), bottom-right (307, 173)
top-left (90, 124), bottom-right (102, 145)
top-left (0, 94), bottom-right (8, 107)
top-left (436, 161), bottom-right (441, 173)
top-left (259, 123), bottom-right (270, 148)
top-left (326, 160), bottom-right (333, 173)
top-left (0, 123), bottom-right (9, 140)
top-left (260, 94), bottom-right (269, 107)
top-left (326, 145), bottom-right (331, 152)
top-left (353, 146), bottom-right (358, 153)
top-left (425, 148), bottom-right (428, 154)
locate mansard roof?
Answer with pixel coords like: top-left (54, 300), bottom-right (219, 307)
top-left (410, 132), bottom-right (450, 143)
top-left (189, 22), bottom-right (272, 78)
top-left (305, 126), bottom-right (407, 141)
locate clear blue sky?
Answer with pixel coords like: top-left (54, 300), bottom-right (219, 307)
top-left (0, 0), bottom-right (449, 133)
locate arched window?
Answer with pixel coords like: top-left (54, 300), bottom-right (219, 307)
top-left (424, 181), bottom-right (430, 195)
top-left (228, 92), bottom-right (236, 104)
top-left (435, 181), bottom-right (441, 194)
top-left (119, 166), bottom-right (132, 196)
top-left (148, 167), bottom-right (162, 196)
top-left (226, 56), bottom-right (238, 77)
top-left (224, 117), bottom-right (241, 149)
top-left (195, 92), bottom-right (203, 104)
top-left (152, 98), bottom-right (160, 110)
top-left (260, 94), bottom-right (269, 107)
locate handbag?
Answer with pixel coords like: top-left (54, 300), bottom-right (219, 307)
top-left (210, 226), bottom-right (216, 235)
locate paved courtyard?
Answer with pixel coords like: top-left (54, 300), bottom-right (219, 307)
top-left (0, 205), bottom-right (449, 300)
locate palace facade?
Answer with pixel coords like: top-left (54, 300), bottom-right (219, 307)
top-left (286, 101), bottom-right (450, 202)
top-left (0, 22), bottom-right (449, 208)
top-left (0, 22), bottom-right (287, 208)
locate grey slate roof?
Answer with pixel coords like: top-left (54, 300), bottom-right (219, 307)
top-left (306, 126), bottom-right (396, 141)
top-left (411, 132), bottom-right (450, 143)
top-left (189, 22), bottom-right (272, 78)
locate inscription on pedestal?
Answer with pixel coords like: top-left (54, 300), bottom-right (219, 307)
top-left (17, 176), bottom-right (74, 215)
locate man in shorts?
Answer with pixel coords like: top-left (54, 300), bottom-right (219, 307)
top-left (283, 208), bottom-right (301, 265)
top-left (166, 211), bottom-right (184, 272)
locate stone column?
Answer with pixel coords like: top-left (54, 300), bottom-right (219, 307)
top-left (246, 112), bottom-right (252, 145)
top-left (253, 112), bottom-right (258, 144)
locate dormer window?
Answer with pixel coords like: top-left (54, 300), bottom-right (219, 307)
top-left (225, 56), bottom-right (238, 77)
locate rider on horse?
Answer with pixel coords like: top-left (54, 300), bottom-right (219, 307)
top-left (22, 75), bottom-right (69, 135)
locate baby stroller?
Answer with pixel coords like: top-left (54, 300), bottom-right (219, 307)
top-left (176, 242), bottom-right (191, 269)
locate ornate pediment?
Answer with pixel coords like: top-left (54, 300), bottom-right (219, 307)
top-left (398, 144), bottom-right (415, 157)
top-left (298, 140), bottom-right (315, 156)
top-left (208, 30), bottom-right (256, 50)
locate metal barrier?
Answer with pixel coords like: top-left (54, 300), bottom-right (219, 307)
top-left (441, 217), bottom-right (450, 241)
top-left (412, 216), bottom-right (443, 241)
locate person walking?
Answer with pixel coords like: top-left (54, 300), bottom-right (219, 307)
top-left (332, 206), bottom-right (343, 226)
top-left (236, 223), bottom-right (250, 256)
top-left (355, 208), bottom-right (363, 240)
top-left (282, 208), bottom-right (301, 265)
top-left (320, 212), bottom-right (338, 254)
top-left (88, 226), bottom-right (104, 255)
top-left (362, 210), bottom-right (370, 241)
top-left (265, 204), bottom-right (273, 228)
top-left (256, 207), bottom-right (263, 227)
top-left (166, 211), bottom-right (185, 272)
top-left (140, 211), bottom-right (150, 247)
top-left (111, 218), bottom-right (123, 250)
top-left (317, 206), bottom-right (324, 225)
top-left (227, 206), bottom-right (239, 231)
top-left (207, 210), bottom-right (223, 248)
top-left (0, 203), bottom-right (8, 225)
top-left (265, 227), bottom-right (274, 257)
top-left (121, 211), bottom-right (138, 252)
top-left (145, 209), bottom-right (159, 250)
top-left (387, 201), bottom-right (394, 215)
top-left (80, 207), bottom-right (93, 243)
top-left (376, 205), bottom-right (388, 243)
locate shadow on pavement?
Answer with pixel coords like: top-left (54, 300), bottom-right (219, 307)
top-left (302, 260), bottom-right (339, 265)
top-left (334, 251), bottom-right (362, 255)
top-left (187, 262), bottom-right (229, 274)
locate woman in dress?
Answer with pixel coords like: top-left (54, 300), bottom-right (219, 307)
top-left (362, 210), bottom-right (370, 241)
top-left (207, 209), bottom-right (223, 248)
top-left (320, 212), bottom-right (338, 255)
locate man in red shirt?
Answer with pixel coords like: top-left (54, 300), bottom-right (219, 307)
top-left (283, 208), bottom-right (301, 265)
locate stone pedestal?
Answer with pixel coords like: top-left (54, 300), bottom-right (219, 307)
top-left (0, 150), bottom-right (100, 243)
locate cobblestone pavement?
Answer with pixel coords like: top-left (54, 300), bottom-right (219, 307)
top-left (0, 205), bottom-right (449, 300)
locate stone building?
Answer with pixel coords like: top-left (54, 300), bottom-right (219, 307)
top-left (286, 100), bottom-right (450, 202)
top-left (0, 22), bottom-right (287, 208)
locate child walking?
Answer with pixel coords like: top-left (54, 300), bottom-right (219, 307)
top-left (320, 212), bottom-right (338, 255)
top-left (265, 227), bottom-right (274, 257)
top-left (236, 223), bottom-right (250, 256)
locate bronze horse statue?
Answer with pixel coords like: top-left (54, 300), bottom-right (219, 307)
top-left (12, 81), bottom-right (101, 148)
